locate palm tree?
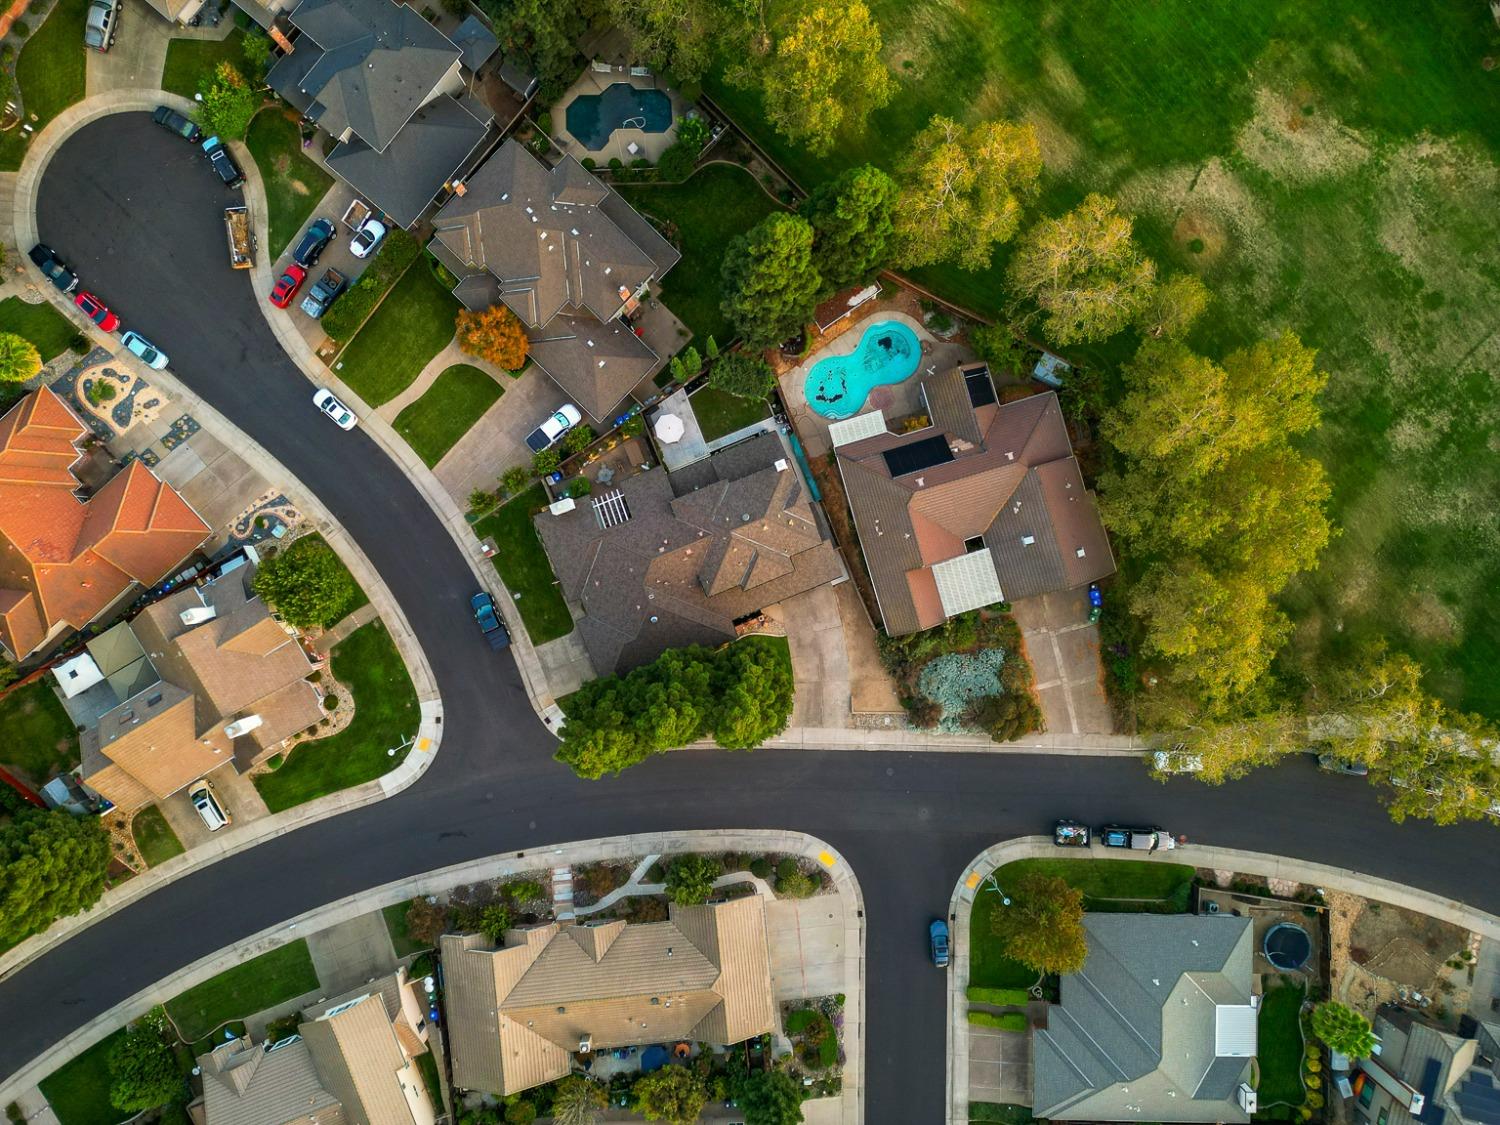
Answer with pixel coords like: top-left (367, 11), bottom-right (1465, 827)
top-left (550, 1076), bottom-right (607, 1125)
top-left (0, 332), bottom-right (40, 384)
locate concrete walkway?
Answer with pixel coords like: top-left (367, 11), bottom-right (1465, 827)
top-left (1, 829), bottom-right (867, 1125)
top-left (314, 602), bottom-right (380, 653)
top-left (942, 837), bottom-right (1500, 1125)
top-left (375, 337), bottom-right (498, 421)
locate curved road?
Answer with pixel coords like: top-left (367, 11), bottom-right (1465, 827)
top-left (7, 115), bottom-right (1499, 1118)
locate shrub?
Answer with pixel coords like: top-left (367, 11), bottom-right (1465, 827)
top-left (775, 856), bottom-right (799, 881)
top-left (561, 423), bottom-right (595, 455)
top-left (404, 898), bottom-right (450, 944)
top-left (469, 488), bottom-right (495, 514)
top-left (85, 380), bottom-right (117, 405)
top-left (532, 448), bottom-right (561, 476)
top-left (968, 1011), bottom-right (1028, 1031)
top-left (12, 19), bottom-right (27, 35)
top-left (777, 867), bottom-right (816, 898)
top-left (322, 228), bottom-right (421, 340)
top-left (749, 857), bottom-right (772, 879)
top-left (504, 879), bottom-right (545, 906)
top-left (608, 157), bottom-right (624, 173)
top-left (708, 350), bottom-right (775, 400)
top-left (241, 30), bottom-right (272, 71)
top-left (966, 986), bottom-right (1031, 1006)
top-left (197, 61), bottom-right (258, 140)
top-left (500, 465), bottom-right (531, 495)
top-left (581, 157), bottom-right (596, 170)
top-left (645, 862), bottom-right (665, 884)
top-left (676, 115), bottom-right (709, 153)
top-left (477, 902), bottom-right (512, 942)
top-left (970, 323), bottom-right (1032, 374)
top-left (322, 693), bottom-right (338, 710)
top-left (0, 333), bottom-right (41, 384)
top-left (565, 476), bottom-right (592, 498)
top-left (966, 692), bottom-right (1043, 743)
top-left (665, 853), bottom-right (722, 905)
top-left (656, 140), bottom-right (697, 182)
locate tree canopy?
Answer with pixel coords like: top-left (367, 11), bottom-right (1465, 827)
top-left (665, 853), bottom-right (723, 905)
top-left (721, 213), bottom-right (822, 348)
top-left (476, 0), bottom-right (601, 100)
top-left (251, 536), bottom-right (364, 630)
top-left (708, 351), bottom-right (776, 400)
top-left (758, 2), bottom-right (892, 155)
top-left (894, 116), bottom-right (1042, 272)
top-left (633, 1065), bottom-right (709, 1124)
top-left (197, 61), bottom-right (257, 140)
top-left (457, 305), bottom-right (529, 371)
top-left (0, 332), bottom-right (41, 384)
top-left (738, 1069), bottom-right (805, 1125)
top-left (1136, 273), bottom-right (1210, 340)
top-left (0, 809), bottom-right (111, 947)
top-left (990, 871), bottom-right (1087, 975)
top-left (1311, 1002), bottom-right (1378, 1059)
top-left (109, 1010), bottom-right (182, 1113)
top-left (550, 1076), bottom-right (607, 1125)
top-left (802, 164), bottom-right (898, 288)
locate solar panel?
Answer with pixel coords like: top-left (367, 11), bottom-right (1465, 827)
top-left (592, 490), bottom-right (631, 529)
top-left (882, 434), bottom-right (954, 477)
top-left (965, 365), bottom-right (997, 407)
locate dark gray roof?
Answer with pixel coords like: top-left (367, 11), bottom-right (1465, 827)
top-left (450, 14), bottom-right (499, 72)
top-left (279, 0), bottom-right (459, 152)
top-left (496, 59), bottom-right (538, 98)
top-left (326, 93), bottom-right (492, 227)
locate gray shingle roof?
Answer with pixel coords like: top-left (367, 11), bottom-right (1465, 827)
top-left (449, 14), bottom-right (498, 72)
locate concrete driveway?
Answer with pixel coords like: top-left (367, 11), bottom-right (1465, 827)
top-left (157, 764), bottom-right (269, 850)
top-left (969, 1024), bottom-right (1032, 1105)
top-left (767, 893), bottom-right (847, 1000)
top-left (1010, 588), bottom-right (1113, 735)
top-left (274, 181), bottom-right (369, 352)
top-left (432, 367), bottom-right (566, 505)
top-left (306, 911), bottom-right (397, 995)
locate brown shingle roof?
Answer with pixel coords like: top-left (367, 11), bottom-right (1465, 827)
top-left (199, 1037), bottom-right (345, 1125)
top-left (300, 993), bottom-right (425, 1125)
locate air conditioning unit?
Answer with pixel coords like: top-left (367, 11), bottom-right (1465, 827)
top-left (578, 1036), bottom-right (592, 1053)
top-left (1237, 1083), bottom-right (1257, 1113)
top-left (224, 715), bottom-right (263, 739)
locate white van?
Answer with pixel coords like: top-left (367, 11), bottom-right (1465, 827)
top-left (189, 780), bottom-right (230, 832)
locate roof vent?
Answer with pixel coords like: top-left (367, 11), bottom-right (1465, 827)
top-left (1005, 451), bottom-right (1015, 461)
top-left (774, 459), bottom-right (788, 472)
top-left (586, 339), bottom-right (594, 347)
top-left (180, 605), bottom-right (216, 626)
top-left (570, 228), bottom-right (579, 236)
top-left (1021, 535), bottom-right (1035, 546)
top-left (500, 192), bottom-right (509, 201)
top-left (1076, 547), bottom-right (1086, 558)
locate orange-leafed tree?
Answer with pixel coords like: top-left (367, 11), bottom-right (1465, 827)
top-left (456, 304), bottom-right (529, 371)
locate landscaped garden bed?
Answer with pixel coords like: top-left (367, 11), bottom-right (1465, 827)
top-left (782, 995), bottom-right (845, 1079)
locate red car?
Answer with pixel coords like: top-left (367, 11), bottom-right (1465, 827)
top-left (269, 264), bottom-right (308, 308)
top-left (74, 291), bottom-right (120, 332)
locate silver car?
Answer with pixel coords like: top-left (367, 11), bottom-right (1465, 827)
top-left (84, 0), bottom-right (119, 51)
top-left (121, 331), bottom-right (169, 370)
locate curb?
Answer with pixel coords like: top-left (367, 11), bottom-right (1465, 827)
top-left (0, 828), bottom-right (867, 1125)
top-left (942, 837), bottom-right (1500, 1124)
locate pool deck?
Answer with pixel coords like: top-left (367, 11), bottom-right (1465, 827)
top-left (778, 310), bottom-right (969, 457)
top-left (549, 70), bottom-right (689, 167)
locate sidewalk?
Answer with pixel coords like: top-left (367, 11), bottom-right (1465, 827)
top-left (0, 829), bottom-right (867, 1125)
top-left (942, 837), bottom-right (1500, 1125)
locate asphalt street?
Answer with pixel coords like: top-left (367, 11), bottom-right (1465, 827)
top-left (8, 114), bottom-right (1500, 1119)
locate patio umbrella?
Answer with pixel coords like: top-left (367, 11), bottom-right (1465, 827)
top-left (654, 413), bottom-right (685, 443)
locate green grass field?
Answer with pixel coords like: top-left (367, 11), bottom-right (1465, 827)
top-left (0, 679), bottom-right (78, 786)
top-left (334, 263), bottom-right (459, 405)
top-left (382, 900), bottom-right (430, 956)
top-left (245, 109), bottom-right (334, 256)
top-left (38, 1028), bottom-right (128, 1125)
top-left (0, 0), bottom-right (89, 170)
top-left (709, 1), bottom-right (1500, 718)
top-left (1257, 980), bottom-right (1309, 1109)
top-left (161, 33), bottom-right (246, 99)
top-left (689, 385), bottom-right (769, 442)
top-left (473, 486), bottom-right (574, 645)
top-left (0, 296), bottom-right (78, 360)
top-left (164, 941), bottom-right (319, 1041)
top-left (620, 163), bottom-right (781, 346)
top-left (131, 806), bottom-right (185, 867)
top-left (393, 363), bottom-right (505, 467)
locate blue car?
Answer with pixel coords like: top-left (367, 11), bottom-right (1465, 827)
top-left (471, 591), bottom-right (511, 651)
top-left (929, 919), bottom-right (950, 968)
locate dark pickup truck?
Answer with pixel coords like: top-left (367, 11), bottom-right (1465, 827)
top-left (299, 268), bottom-right (347, 318)
top-left (201, 136), bottom-right (244, 188)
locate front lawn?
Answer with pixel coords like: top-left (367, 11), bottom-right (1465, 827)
top-left (689, 385), bottom-right (769, 442)
top-left (0, 0), bottom-right (89, 170)
top-left (0, 296), bottom-right (78, 360)
top-left (160, 33), bottom-right (246, 98)
top-left (1257, 980), bottom-right (1308, 1109)
top-left (472, 487), bottom-right (573, 645)
top-left (0, 679), bottom-right (78, 786)
top-left (333, 262), bottom-right (459, 406)
top-left (393, 363), bottom-right (505, 467)
top-left (38, 1027), bottom-right (127, 1125)
top-left (164, 940), bottom-right (319, 1042)
top-left (244, 109), bottom-right (334, 257)
top-left (382, 900), bottom-right (429, 956)
top-left (620, 164), bottom-right (780, 346)
top-left (253, 620), bottom-right (418, 811)
top-left (131, 806), bottom-right (185, 867)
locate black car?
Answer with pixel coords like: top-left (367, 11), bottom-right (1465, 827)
top-left (28, 244), bottom-right (78, 294)
top-left (152, 105), bottom-right (200, 142)
top-left (201, 135), bottom-right (244, 188)
top-left (291, 219), bottom-right (337, 269)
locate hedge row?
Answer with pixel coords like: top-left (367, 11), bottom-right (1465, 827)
top-left (322, 227), bottom-right (422, 342)
top-left (967, 1011), bottom-right (1028, 1032)
top-left (966, 986), bottom-right (1031, 1006)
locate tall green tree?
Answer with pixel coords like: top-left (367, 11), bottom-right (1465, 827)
top-left (0, 332), bottom-right (41, 384)
top-left (665, 853), bottom-right (722, 905)
top-left (0, 810), bottom-right (111, 946)
top-left (739, 1069), bottom-right (804, 1125)
top-left (108, 1009), bottom-right (182, 1113)
top-left (802, 164), bottom-right (898, 288)
top-left (991, 871), bottom-right (1087, 975)
top-left (894, 116), bottom-right (1042, 272)
top-left (252, 537), bottom-right (363, 629)
top-left (708, 351), bottom-right (776, 400)
top-left (551, 1076), bottom-right (607, 1125)
top-left (197, 62), bottom-right (257, 140)
top-left (1311, 1002), bottom-right (1378, 1059)
top-left (1137, 273), bottom-right (1210, 339)
top-left (720, 213), bottom-right (822, 348)
top-left (758, 1), bottom-right (891, 155)
top-left (478, 0), bottom-right (599, 99)
top-left (713, 639), bottom-right (795, 749)
top-left (616, 0), bottom-right (720, 81)
top-left (633, 1065), bottom-right (709, 1124)
top-left (1008, 193), bottom-right (1157, 345)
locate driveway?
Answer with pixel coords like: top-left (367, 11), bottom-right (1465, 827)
top-left (1010, 589), bottom-right (1113, 735)
top-left (969, 1025), bottom-right (1032, 1105)
top-left (157, 764), bottom-right (269, 851)
top-left (305, 911), bottom-right (397, 995)
top-left (432, 367), bottom-right (565, 506)
top-left (773, 584), bottom-right (850, 729)
top-left (272, 181), bottom-right (369, 354)
top-left (85, 0), bottom-right (172, 96)
top-left (767, 893), bottom-right (847, 1001)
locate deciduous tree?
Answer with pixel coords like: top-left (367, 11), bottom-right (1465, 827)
top-left (616, 0), bottom-right (720, 82)
top-left (456, 305), bottom-right (529, 371)
top-left (633, 1065), bottom-right (709, 1124)
top-left (252, 537), bottom-right (362, 629)
top-left (802, 164), bottom-right (898, 288)
top-left (0, 332), bottom-right (40, 384)
top-left (991, 871), bottom-right (1087, 975)
top-left (708, 351), bottom-right (775, 400)
top-left (477, 0), bottom-right (599, 100)
top-left (894, 116), bottom-right (1042, 272)
top-left (738, 1069), bottom-right (804, 1125)
top-left (0, 809), bottom-right (110, 946)
top-left (759, 1), bottom-right (891, 155)
top-left (1008, 193), bottom-right (1157, 345)
top-left (197, 61), bottom-right (257, 140)
top-left (108, 1009), bottom-right (181, 1113)
top-left (551, 1076), bottom-right (608, 1125)
top-left (721, 213), bottom-right (821, 348)
top-left (404, 898), bottom-right (450, 944)
top-left (1137, 272), bottom-right (1209, 339)
top-left (1311, 1002), bottom-right (1377, 1059)
top-left (665, 853), bottom-right (722, 905)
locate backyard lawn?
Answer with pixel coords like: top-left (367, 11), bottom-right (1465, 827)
top-left (161, 32), bottom-right (246, 98)
top-left (333, 263), bottom-right (459, 405)
top-left (38, 1027), bottom-right (127, 1125)
top-left (620, 164), bottom-right (780, 345)
top-left (393, 363), bottom-right (505, 467)
top-left (0, 295), bottom-right (78, 360)
top-left (689, 385), bottom-right (769, 442)
top-left (245, 109), bottom-right (334, 257)
top-left (164, 940), bottom-right (319, 1041)
top-left (0, 0), bottom-right (89, 170)
top-left (0, 679), bottom-right (78, 786)
top-left (253, 620), bottom-right (418, 811)
top-left (131, 806), bottom-right (185, 867)
top-left (710, 1), bottom-right (1500, 720)
top-left (1257, 979), bottom-right (1309, 1111)
top-left (472, 486), bottom-right (573, 646)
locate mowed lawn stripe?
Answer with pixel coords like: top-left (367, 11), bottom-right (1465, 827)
top-left (164, 940), bottom-right (319, 1041)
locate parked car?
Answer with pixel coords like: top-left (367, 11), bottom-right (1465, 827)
top-left (1152, 748), bottom-right (1203, 774)
top-left (292, 218), bottom-right (336, 268)
top-left (189, 779), bottom-right (230, 831)
top-left (299, 268), bottom-right (347, 319)
top-left (1317, 753), bottom-right (1369, 777)
top-left (151, 105), bottom-right (200, 142)
top-left (1099, 825), bottom-right (1178, 851)
top-left (470, 592), bottom-right (511, 650)
top-left (349, 216), bottom-right (387, 259)
top-left (84, 0), bottom-right (119, 51)
top-left (525, 403), bottom-right (583, 453)
top-left (269, 263), bottom-right (307, 309)
top-left (1053, 819), bottom-right (1090, 847)
top-left (201, 135), bottom-right (244, 188)
top-left (121, 330), bottom-right (168, 369)
top-left (74, 291), bottom-right (120, 332)
top-left (313, 388), bottom-right (357, 430)
top-left (28, 244), bottom-right (78, 294)
top-left (929, 919), bottom-right (950, 968)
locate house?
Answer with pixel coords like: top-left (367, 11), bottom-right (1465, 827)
top-left (533, 431), bottom-right (844, 676)
top-left (198, 968), bottom-right (436, 1125)
top-left (1031, 914), bottom-right (1259, 1122)
top-left (428, 139), bottom-right (681, 423)
top-left (1353, 1006), bottom-right (1500, 1125)
top-left (74, 560), bottom-right (323, 811)
top-left (441, 896), bottom-right (775, 1096)
top-left (832, 367), bottom-right (1113, 636)
top-left (266, 0), bottom-right (494, 227)
top-left (0, 387), bottom-right (209, 661)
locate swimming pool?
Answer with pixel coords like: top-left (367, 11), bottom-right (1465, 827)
top-left (804, 320), bottom-right (921, 419)
top-left (565, 83), bottom-right (674, 151)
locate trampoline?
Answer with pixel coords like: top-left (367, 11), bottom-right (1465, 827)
top-left (1263, 922), bottom-right (1312, 971)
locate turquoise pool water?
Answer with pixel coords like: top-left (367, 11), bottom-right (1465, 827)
top-left (804, 320), bottom-right (921, 419)
top-left (566, 84), bottom-right (674, 150)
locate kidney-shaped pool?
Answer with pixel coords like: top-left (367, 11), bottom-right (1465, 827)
top-left (804, 319), bottom-right (921, 419)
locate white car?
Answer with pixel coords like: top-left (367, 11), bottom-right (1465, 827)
top-left (188, 780), bottom-right (230, 831)
top-left (121, 331), bottom-right (169, 370)
top-left (313, 388), bottom-right (357, 430)
top-left (349, 216), bottom-right (387, 259)
top-left (526, 403), bottom-right (583, 453)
